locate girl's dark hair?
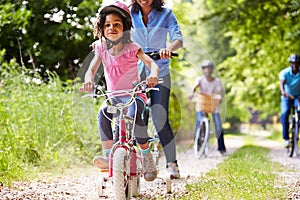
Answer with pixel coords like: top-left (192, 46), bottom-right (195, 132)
top-left (130, 0), bottom-right (165, 13)
top-left (93, 12), bottom-right (132, 44)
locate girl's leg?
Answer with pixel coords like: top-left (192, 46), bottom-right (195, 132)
top-left (94, 106), bottom-right (114, 169)
top-left (127, 98), bottom-right (149, 146)
top-left (127, 98), bottom-right (157, 181)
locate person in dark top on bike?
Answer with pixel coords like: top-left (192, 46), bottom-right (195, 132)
top-left (189, 60), bottom-right (227, 156)
top-left (279, 54), bottom-right (300, 147)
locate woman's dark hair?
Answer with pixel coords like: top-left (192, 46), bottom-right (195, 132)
top-left (130, 0), bottom-right (165, 13)
top-left (93, 12), bottom-right (132, 44)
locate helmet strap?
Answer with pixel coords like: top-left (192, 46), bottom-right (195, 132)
top-left (105, 37), bottom-right (123, 50)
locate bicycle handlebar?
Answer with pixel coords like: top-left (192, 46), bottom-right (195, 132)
top-left (145, 51), bottom-right (178, 60)
top-left (81, 80), bottom-right (162, 108)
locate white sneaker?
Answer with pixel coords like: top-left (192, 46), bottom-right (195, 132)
top-left (93, 156), bottom-right (109, 169)
top-left (220, 151), bottom-right (228, 157)
top-left (167, 162), bottom-right (180, 179)
top-left (142, 153), bottom-right (157, 181)
top-left (284, 140), bottom-right (290, 148)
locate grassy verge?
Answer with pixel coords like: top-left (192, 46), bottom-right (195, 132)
top-left (184, 145), bottom-right (286, 200)
top-left (0, 52), bottom-right (100, 185)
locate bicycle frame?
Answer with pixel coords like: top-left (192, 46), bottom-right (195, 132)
top-left (82, 80), bottom-right (160, 198)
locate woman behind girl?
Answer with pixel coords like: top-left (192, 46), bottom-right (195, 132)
top-left (81, 1), bottom-right (160, 182)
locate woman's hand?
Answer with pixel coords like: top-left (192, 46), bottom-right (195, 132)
top-left (159, 48), bottom-right (172, 59)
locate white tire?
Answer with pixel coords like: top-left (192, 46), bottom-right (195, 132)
top-left (194, 118), bottom-right (210, 158)
top-left (113, 148), bottom-right (128, 199)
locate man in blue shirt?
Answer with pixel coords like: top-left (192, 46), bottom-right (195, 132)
top-left (130, 0), bottom-right (183, 179)
top-left (279, 54), bottom-right (300, 147)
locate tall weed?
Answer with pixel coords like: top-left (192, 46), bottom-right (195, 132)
top-left (0, 50), bottom-right (100, 185)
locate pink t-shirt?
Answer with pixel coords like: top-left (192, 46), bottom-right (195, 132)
top-left (95, 41), bottom-right (146, 102)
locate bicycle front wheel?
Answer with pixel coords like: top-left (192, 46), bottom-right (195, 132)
top-left (194, 118), bottom-right (209, 158)
top-left (113, 148), bottom-right (130, 199)
top-left (289, 124), bottom-right (295, 157)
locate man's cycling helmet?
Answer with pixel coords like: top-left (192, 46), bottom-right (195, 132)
top-left (288, 54), bottom-right (300, 63)
top-left (201, 60), bottom-right (215, 69)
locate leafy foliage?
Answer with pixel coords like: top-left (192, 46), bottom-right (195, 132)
top-left (0, 50), bottom-right (99, 185)
top-left (203, 0), bottom-right (299, 119)
top-left (0, 0), bottom-right (100, 80)
top-left (180, 0), bottom-right (300, 121)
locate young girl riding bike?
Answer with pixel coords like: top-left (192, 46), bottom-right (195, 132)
top-left (81, 1), bottom-right (160, 182)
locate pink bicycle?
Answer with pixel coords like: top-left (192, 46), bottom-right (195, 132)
top-left (82, 80), bottom-right (162, 199)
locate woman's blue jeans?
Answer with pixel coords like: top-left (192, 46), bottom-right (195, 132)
top-left (194, 112), bottom-right (226, 152)
top-left (149, 74), bottom-right (177, 163)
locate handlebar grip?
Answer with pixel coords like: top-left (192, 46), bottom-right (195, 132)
top-left (145, 52), bottom-right (178, 60)
top-left (171, 52), bottom-right (178, 57)
top-left (158, 78), bottom-right (164, 84)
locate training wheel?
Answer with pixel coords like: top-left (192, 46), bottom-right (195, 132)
top-left (97, 176), bottom-right (107, 197)
top-left (166, 176), bottom-right (172, 194)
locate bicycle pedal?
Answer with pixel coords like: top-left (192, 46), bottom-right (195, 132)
top-left (99, 169), bottom-right (109, 173)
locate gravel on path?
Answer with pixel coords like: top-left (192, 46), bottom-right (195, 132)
top-left (1, 134), bottom-right (299, 200)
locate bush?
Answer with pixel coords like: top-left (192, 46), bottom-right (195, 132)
top-left (0, 50), bottom-right (100, 185)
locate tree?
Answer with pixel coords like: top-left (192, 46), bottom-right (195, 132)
top-left (0, 0), bottom-right (101, 80)
top-left (191, 0), bottom-right (300, 121)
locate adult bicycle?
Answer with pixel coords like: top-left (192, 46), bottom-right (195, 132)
top-left (193, 93), bottom-right (221, 158)
top-left (286, 97), bottom-right (300, 158)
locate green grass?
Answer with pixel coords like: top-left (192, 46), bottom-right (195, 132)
top-left (184, 145), bottom-right (286, 200)
top-left (267, 130), bottom-right (282, 142)
top-left (0, 52), bottom-right (100, 185)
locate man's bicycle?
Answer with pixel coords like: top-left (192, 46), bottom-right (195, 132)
top-left (193, 93), bottom-right (221, 158)
top-left (287, 97), bottom-right (300, 158)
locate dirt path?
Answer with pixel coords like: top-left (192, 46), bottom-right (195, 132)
top-left (0, 136), bottom-right (243, 200)
top-left (0, 134), bottom-right (299, 199)
top-left (255, 137), bottom-right (300, 199)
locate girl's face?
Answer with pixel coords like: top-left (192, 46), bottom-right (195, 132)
top-left (136, 0), bottom-right (154, 8)
top-left (103, 14), bottom-right (124, 42)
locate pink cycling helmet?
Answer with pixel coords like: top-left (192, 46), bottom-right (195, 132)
top-left (100, 1), bottom-right (131, 19)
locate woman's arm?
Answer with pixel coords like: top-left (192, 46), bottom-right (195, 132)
top-left (136, 48), bottom-right (159, 87)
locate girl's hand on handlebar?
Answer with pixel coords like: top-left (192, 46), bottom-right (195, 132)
top-left (159, 48), bottom-right (172, 59)
top-left (188, 94), bottom-right (194, 101)
top-left (80, 81), bottom-right (94, 93)
top-left (146, 75), bottom-right (159, 87)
